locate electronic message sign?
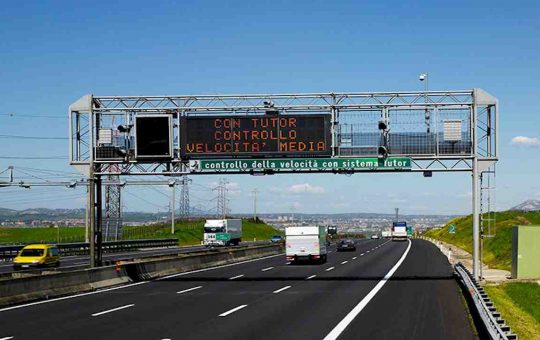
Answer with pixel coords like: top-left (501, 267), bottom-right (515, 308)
top-left (134, 115), bottom-right (173, 159)
top-left (180, 115), bottom-right (331, 158)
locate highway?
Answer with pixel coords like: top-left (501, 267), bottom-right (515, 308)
top-left (0, 239), bottom-right (477, 339)
top-left (0, 242), bottom-right (265, 274)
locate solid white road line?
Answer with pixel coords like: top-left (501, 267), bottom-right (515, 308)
top-left (0, 253), bottom-right (285, 313)
top-left (341, 261), bottom-right (348, 264)
top-left (91, 304), bottom-right (135, 317)
top-left (273, 286), bottom-right (291, 294)
top-left (323, 239), bottom-right (412, 340)
top-left (325, 267), bottom-right (335, 272)
top-left (352, 257), bottom-right (357, 260)
top-left (261, 267), bottom-right (274, 271)
top-left (0, 336), bottom-right (14, 340)
top-left (176, 286), bottom-right (202, 294)
top-left (228, 274), bottom-right (244, 280)
top-left (219, 304), bottom-right (248, 317)
top-left (306, 275), bottom-right (317, 280)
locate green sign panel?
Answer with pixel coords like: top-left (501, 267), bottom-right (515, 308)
top-left (216, 233), bottom-right (231, 241)
top-left (449, 224), bottom-right (456, 234)
top-left (190, 157), bottom-right (411, 172)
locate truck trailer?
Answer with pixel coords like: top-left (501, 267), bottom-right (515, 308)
top-left (285, 226), bottom-right (327, 263)
top-left (392, 221), bottom-right (408, 241)
top-left (203, 219), bottom-right (242, 247)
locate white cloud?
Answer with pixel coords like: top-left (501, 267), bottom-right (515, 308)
top-left (511, 136), bottom-right (540, 146)
top-left (290, 202), bottom-right (302, 210)
top-left (330, 202), bottom-right (351, 209)
top-left (287, 183), bottom-right (325, 194)
top-left (226, 182), bottom-right (240, 191)
top-left (456, 192), bottom-right (472, 198)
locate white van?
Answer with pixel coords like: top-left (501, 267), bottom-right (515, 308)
top-left (285, 226), bottom-right (327, 263)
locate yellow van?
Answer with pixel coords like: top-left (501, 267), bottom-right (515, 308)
top-left (13, 244), bottom-right (60, 270)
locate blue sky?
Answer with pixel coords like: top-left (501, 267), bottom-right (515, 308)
top-left (0, 0), bottom-right (539, 215)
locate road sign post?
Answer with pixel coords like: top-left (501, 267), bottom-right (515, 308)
top-left (70, 89), bottom-right (498, 276)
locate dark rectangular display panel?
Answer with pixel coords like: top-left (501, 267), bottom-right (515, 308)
top-left (135, 115), bottom-right (173, 159)
top-left (180, 114), bottom-right (331, 158)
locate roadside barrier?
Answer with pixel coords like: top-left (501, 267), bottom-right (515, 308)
top-left (0, 243), bottom-right (283, 307)
top-left (455, 263), bottom-right (517, 340)
top-left (0, 238), bottom-right (178, 262)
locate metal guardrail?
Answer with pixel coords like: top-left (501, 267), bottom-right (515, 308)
top-left (0, 238), bottom-right (178, 262)
top-left (454, 262), bottom-right (517, 340)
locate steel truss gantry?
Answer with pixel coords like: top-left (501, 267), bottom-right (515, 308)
top-left (69, 89), bottom-right (498, 278)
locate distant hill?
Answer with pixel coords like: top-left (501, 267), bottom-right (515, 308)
top-left (0, 207), bottom-right (458, 224)
top-left (511, 199), bottom-right (540, 212)
top-left (0, 208), bottom-right (168, 223)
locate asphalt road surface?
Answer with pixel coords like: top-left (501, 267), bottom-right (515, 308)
top-left (0, 239), bottom-right (477, 340)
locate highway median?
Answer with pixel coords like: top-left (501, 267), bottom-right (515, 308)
top-left (0, 243), bottom-right (283, 308)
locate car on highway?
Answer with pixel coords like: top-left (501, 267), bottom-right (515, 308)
top-left (371, 234), bottom-right (380, 239)
top-left (336, 239), bottom-right (356, 251)
top-left (270, 235), bottom-right (284, 243)
top-left (13, 244), bottom-right (60, 270)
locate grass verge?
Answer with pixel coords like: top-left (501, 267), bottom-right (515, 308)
top-left (484, 282), bottom-right (540, 340)
top-left (0, 218), bottom-right (282, 246)
top-left (423, 211), bottom-right (540, 271)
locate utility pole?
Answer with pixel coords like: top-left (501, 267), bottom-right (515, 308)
top-left (252, 188), bottom-right (259, 221)
top-left (89, 163), bottom-right (103, 267)
top-left (85, 185), bottom-right (89, 243)
top-left (104, 173), bottom-right (122, 241)
top-left (169, 180), bottom-right (176, 235)
top-left (95, 171), bottom-right (103, 266)
top-left (395, 208), bottom-right (399, 222)
top-left (89, 164), bottom-right (96, 267)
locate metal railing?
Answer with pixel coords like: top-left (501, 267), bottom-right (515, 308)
top-left (454, 262), bottom-right (517, 340)
top-left (0, 238), bottom-right (178, 261)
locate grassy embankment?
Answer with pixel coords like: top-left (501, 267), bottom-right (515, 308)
top-left (423, 211), bottom-right (540, 271)
top-left (0, 218), bottom-right (282, 246)
top-left (423, 211), bottom-right (540, 337)
top-left (485, 283), bottom-right (540, 340)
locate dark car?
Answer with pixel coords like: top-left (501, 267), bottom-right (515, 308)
top-left (336, 239), bottom-right (356, 251)
top-left (270, 235), bottom-right (284, 243)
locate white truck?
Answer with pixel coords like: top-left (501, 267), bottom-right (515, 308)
top-left (381, 230), bottom-right (390, 239)
top-left (391, 222), bottom-right (408, 241)
top-left (285, 226), bottom-right (327, 263)
top-left (203, 219), bottom-right (242, 247)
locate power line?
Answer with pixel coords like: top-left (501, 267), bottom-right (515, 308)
top-left (213, 178), bottom-right (229, 218)
top-left (124, 190), bottom-right (167, 210)
top-left (0, 134), bottom-right (67, 140)
top-left (0, 156), bottom-right (67, 159)
top-left (0, 113), bottom-right (64, 119)
top-left (179, 177), bottom-right (192, 220)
